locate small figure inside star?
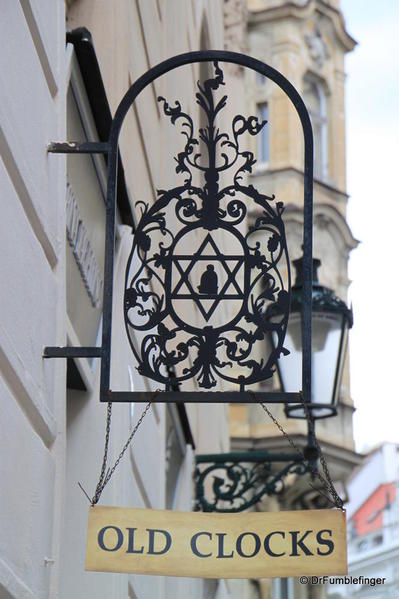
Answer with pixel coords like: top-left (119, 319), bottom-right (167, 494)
top-left (198, 264), bottom-right (218, 295)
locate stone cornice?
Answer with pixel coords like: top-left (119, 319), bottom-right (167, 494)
top-left (283, 202), bottom-right (359, 252)
top-left (249, 0), bottom-right (357, 53)
top-left (253, 165), bottom-right (350, 200)
top-left (232, 434), bottom-right (362, 470)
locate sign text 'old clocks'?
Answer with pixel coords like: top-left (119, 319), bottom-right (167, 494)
top-left (86, 506), bottom-right (347, 579)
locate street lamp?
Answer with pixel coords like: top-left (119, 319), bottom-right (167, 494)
top-left (270, 255), bottom-right (353, 419)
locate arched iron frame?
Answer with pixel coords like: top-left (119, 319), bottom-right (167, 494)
top-left (45, 50), bottom-right (313, 406)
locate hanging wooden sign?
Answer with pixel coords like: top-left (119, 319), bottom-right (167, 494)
top-left (86, 506), bottom-right (347, 579)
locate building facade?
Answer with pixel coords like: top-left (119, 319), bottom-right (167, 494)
top-left (230, 1), bottom-right (361, 598)
top-left (1, 1), bottom-right (359, 598)
top-left (329, 444), bottom-right (399, 598)
top-left (0, 1), bottom-right (246, 598)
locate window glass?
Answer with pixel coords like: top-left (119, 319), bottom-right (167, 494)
top-left (256, 71), bottom-right (266, 86)
top-left (65, 52), bottom-right (107, 388)
top-left (256, 102), bottom-right (269, 163)
top-left (66, 82), bottom-right (106, 350)
top-left (303, 77), bottom-right (327, 180)
top-left (165, 405), bottom-right (186, 508)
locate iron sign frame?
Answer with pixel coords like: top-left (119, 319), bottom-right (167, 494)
top-left (44, 50), bottom-right (313, 405)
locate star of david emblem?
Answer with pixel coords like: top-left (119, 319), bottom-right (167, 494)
top-left (170, 234), bottom-right (245, 322)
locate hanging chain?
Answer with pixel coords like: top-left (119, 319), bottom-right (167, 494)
top-left (92, 401), bottom-right (113, 503)
top-left (300, 399), bottom-right (344, 510)
top-left (90, 390), bottom-right (159, 506)
top-left (84, 387), bottom-right (343, 509)
top-left (252, 392), bottom-right (344, 510)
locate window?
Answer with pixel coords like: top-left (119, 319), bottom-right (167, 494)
top-left (256, 102), bottom-right (269, 164)
top-left (165, 404), bottom-right (186, 509)
top-left (256, 71), bottom-right (266, 87)
top-left (303, 77), bottom-right (327, 180)
top-left (273, 578), bottom-right (294, 599)
top-left (65, 47), bottom-right (107, 389)
top-left (202, 579), bottom-right (218, 598)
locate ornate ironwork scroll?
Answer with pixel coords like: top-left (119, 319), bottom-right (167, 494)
top-left (195, 451), bottom-right (310, 513)
top-left (124, 63), bottom-right (291, 391)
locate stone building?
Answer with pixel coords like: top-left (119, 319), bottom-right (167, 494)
top-left (0, 1), bottom-right (360, 598)
top-left (229, 1), bottom-right (362, 597)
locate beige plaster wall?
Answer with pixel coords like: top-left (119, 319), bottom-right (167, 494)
top-left (63, 1), bottom-right (247, 597)
top-left (230, 0), bottom-right (358, 486)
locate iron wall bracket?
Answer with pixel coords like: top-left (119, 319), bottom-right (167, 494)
top-left (47, 141), bottom-right (109, 154)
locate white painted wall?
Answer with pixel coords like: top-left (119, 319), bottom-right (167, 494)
top-left (1, 1), bottom-right (246, 598)
top-left (0, 2), bottom-right (66, 598)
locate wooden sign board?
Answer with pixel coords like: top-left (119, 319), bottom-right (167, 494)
top-left (86, 506), bottom-right (347, 579)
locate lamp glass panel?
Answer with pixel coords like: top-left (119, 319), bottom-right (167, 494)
top-left (274, 311), bottom-right (343, 418)
top-left (274, 312), bottom-right (302, 393)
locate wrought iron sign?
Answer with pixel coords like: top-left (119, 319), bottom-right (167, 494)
top-left (44, 50), bottom-right (314, 406)
top-left (42, 49), bottom-right (348, 524)
top-left (124, 63), bottom-right (290, 392)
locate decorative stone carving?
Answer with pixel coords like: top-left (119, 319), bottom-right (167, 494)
top-left (223, 0), bottom-right (248, 73)
top-left (305, 27), bottom-right (330, 68)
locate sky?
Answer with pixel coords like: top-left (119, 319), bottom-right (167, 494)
top-left (340, 0), bottom-right (399, 451)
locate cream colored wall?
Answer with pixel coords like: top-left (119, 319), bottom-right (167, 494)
top-left (63, 1), bottom-right (246, 598)
top-left (230, 0), bottom-right (357, 474)
top-left (66, 0), bottom-right (251, 456)
top-left (247, 4), bottom-right (352, 208)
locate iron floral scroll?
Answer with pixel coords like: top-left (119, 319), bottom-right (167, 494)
top-left (124, 63), bottom-right (291, 391)
top-left (195, 452), bottom-right (309, 513)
